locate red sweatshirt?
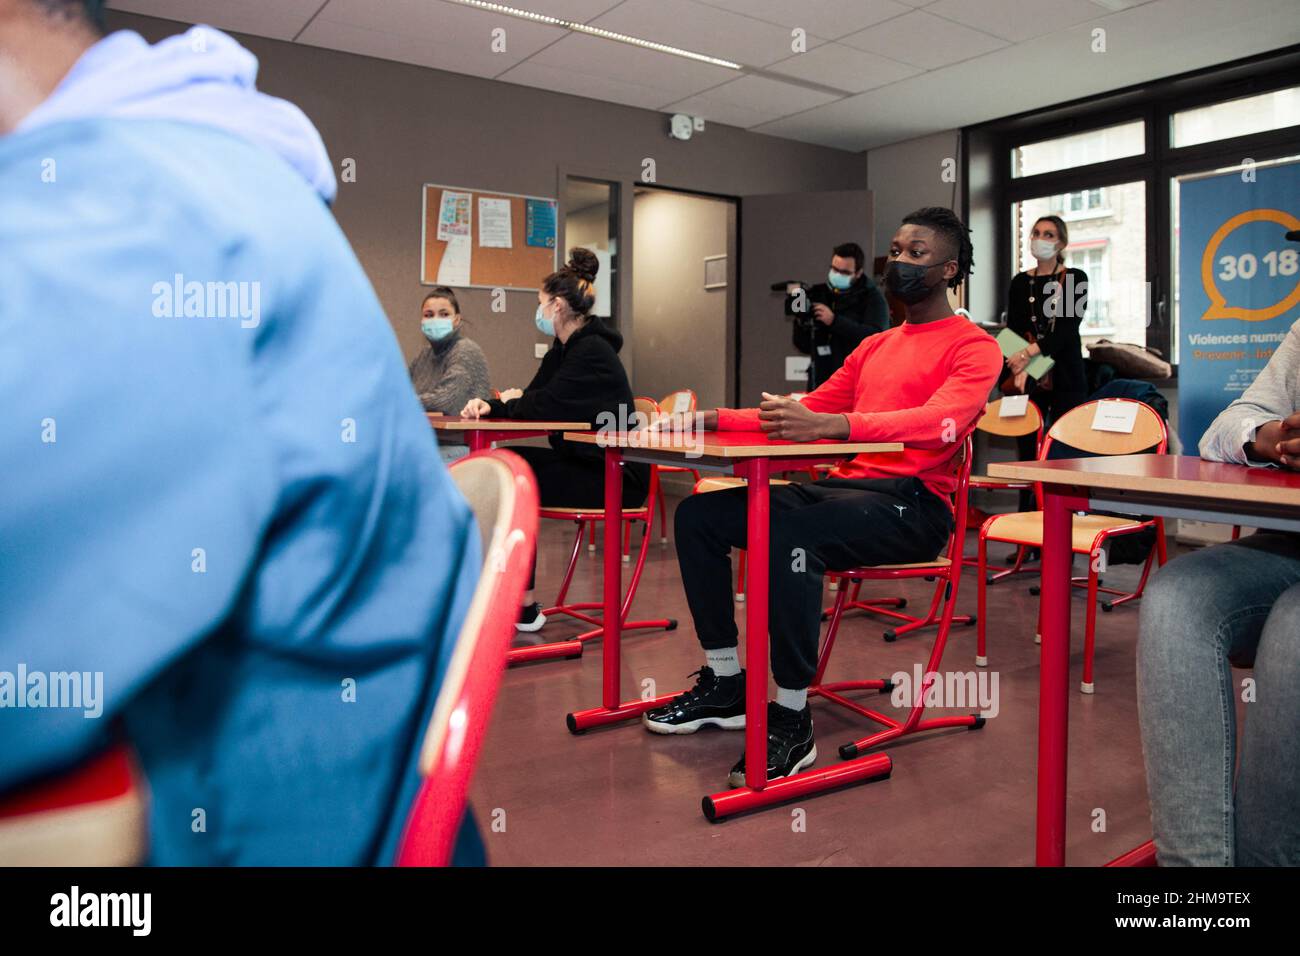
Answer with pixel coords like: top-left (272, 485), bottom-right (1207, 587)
top-left (717, 315), bottom-right (1003, 503)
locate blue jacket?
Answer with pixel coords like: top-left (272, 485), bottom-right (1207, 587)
top-left (0, 28), bottom-right (481, 864)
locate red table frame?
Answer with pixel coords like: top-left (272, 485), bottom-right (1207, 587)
top-left (986, 454), bottom-right (1300, 866)
top-left (563, 431), bottom-right (904, 820)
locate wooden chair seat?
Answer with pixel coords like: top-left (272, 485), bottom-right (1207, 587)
top-left (694, 476), bottom-right (792, 494)
top-left (539, 505), bottom-right (648, 517)
top-left (984, 510), bottom-right (1148, 552)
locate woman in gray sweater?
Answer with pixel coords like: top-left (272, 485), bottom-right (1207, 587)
top-left (408, 287), bottom-right (491, 461)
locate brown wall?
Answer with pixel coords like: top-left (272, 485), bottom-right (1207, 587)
top-left (109, 10), bottom-right (869, 397)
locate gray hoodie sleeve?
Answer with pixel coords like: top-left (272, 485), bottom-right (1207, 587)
top-left (1199, 318), bottom-right (1300, 465)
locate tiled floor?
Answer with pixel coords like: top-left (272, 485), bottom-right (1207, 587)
top-left (472, 491), bottom-right (1184, 867)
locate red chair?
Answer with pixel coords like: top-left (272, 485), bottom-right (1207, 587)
top-left (510, 397), bottom-right (676, 665)
top-left (812, 437), bottom-right (987, 759)
top-left (0, 741), bottom-right (147, 865)
top-left (396, 449), bottom-right (538, 866)
top-left (968, 396), bottom-right (1044, 582)
top-left (975, 399), bottom-right (1169, 693)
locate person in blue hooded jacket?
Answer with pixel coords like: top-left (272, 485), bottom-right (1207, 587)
top-left (0, 1), bottom-right (484, 865)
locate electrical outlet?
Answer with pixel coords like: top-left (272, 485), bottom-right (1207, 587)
top-left (534, 343), bottom-right (548, 359)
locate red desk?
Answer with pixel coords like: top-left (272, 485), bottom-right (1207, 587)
top-left (986, 454), bottom-right (1300, 865)
top-left (562, 429), bottom-right (904, 819)
top-left (428, 415), bottom-right (589, 452)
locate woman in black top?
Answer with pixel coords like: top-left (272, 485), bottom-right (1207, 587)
top-left (462, 248), bottom-right (648, 630)
top-left (1004, 214), bottom-right (1090, 508)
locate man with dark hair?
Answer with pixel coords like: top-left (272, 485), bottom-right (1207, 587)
top-left (0, 1), bottom-right (482, 864)
top-left (791, 240), bottom-right (890, 389)
top-left (649, 207), bottom-right (999, 785)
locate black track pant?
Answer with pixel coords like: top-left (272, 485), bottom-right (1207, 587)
top-left (673, 476), bottom-right (952, 689)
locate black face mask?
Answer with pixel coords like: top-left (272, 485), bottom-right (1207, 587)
top-left (884, 260), bottom-right (946, 304)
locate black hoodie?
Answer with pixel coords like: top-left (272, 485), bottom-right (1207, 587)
top-left (488, 317), bottom-right (647, 483)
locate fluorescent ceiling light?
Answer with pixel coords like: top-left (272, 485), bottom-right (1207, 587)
top-left (445, 0), bottom-right (743, 69)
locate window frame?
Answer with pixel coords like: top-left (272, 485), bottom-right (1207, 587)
top-left (965, 44), bottom-right (1300, 373)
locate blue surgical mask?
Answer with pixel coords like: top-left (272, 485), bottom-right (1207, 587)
top-left (421, 317), bottom-right (454, 341)
top-left (827, 269), bottom-right (853, 291)
top-left (535, 303), bottom-right (555, 338)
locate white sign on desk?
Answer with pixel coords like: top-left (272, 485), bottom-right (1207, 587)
top-left (1092, 400), bottom-right (1139, 433)
top-left (785, 356), bottom-right (811, 382)
top-left (999, 394), bottom-right (1029, 417)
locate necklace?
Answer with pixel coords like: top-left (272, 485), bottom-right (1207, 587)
top-left (1026, 264), bottom-right (1064, 330)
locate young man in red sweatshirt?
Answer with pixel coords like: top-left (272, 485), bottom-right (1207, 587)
top-left (645, 207), bottom-right (1003, 785)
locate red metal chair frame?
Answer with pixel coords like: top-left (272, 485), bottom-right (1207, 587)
top-left (510, 400), bottom-right (678, 665)
top-left (0, 740), bottom-right (147, 865)
top-left (809, 437), bottom-right (987, 759)
top-left (968, 397), bottom-right (1045, 583)
top-left (396, 449), bottom-right (538, 866)
top-left (975, 398), bottom-right (1169, 693)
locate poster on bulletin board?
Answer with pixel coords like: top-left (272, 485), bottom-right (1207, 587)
top-left (1176, 159), bottom-right (1300, 453)
top-left (421, 183), bottom-right (558, 291)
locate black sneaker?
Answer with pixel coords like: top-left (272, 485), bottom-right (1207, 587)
top-left (727, 702), bottom-right (816, 787)
top-left (515, 603), bottom-right (546, 633)
top-left (642, 667), bottom-right (746, 734)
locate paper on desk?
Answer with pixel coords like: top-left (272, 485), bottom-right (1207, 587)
top-left (996, 327), bottom-right (1055, 381)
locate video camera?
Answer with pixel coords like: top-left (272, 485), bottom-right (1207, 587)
top-left (771, 279), bottom-right (822, 326)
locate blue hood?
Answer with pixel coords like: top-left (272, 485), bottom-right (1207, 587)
top-left (18, 25), bottom-right (337, 203)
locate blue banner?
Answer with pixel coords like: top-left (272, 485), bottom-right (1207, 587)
top-left (1177, 160), bottom-right (1300, 452)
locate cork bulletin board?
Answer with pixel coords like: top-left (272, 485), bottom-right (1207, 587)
top-left (420, 183), bottom-right (559, 291)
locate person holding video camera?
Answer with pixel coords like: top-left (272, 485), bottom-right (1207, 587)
top-left (791, 242), bottom-right (889, 389)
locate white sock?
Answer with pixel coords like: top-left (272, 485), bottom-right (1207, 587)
top-left (705, 647), bottom-right (740, 677)
top-left (776, 685), bottom-right (807, 712)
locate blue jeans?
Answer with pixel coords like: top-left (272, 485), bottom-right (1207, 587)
top-left (1137, 531), bottom-right (1300, 865)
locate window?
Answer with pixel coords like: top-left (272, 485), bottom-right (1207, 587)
top-left (1071, 245), bottom-right (1112, 335)
top-left (970, 47), bottom-right (1300, 367)
top-left (1055, 188), bottom-right (1108, 218)
top-left (1011, 119), bottom-right (1145, 178)
top-left (1172, 85), bottom-right (1300, 148)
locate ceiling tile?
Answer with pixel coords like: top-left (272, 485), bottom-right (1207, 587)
top-left (297, 0), bottom-right (571, 77)
top-left (667, 73), bottom-right (842, 127)
top-left (587, 0), bottom-right (815, 67)
top-left (839, 9), bottom-right (1008, 69)
top-left (765, 42), bottom-right (922, 93)
top-left (924, 0), bottom-right (1141, 43)
top-left (522, 31), bottom-right (739, 100)
top-left (108, 0), bottom-right (325, 40)
top-left (694, 0), bottom-right (913, 40)
top-left (495, 59), bottom-right (680, 110)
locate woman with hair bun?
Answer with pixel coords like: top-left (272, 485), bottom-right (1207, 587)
top-left (462, 247), bottom-right (648, 631)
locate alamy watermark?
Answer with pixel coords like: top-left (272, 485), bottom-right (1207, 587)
top-left (0, 664), bottom-right (103, 718)
top-left (152, 273), bottom-right (261, 328)
top-left (890, 663), bottom-right (999, 719)
top-left (595, 404), bottom-right (707, 459)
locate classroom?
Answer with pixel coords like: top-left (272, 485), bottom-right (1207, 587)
top-left (1, 0), bottom-right (1298, 906)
